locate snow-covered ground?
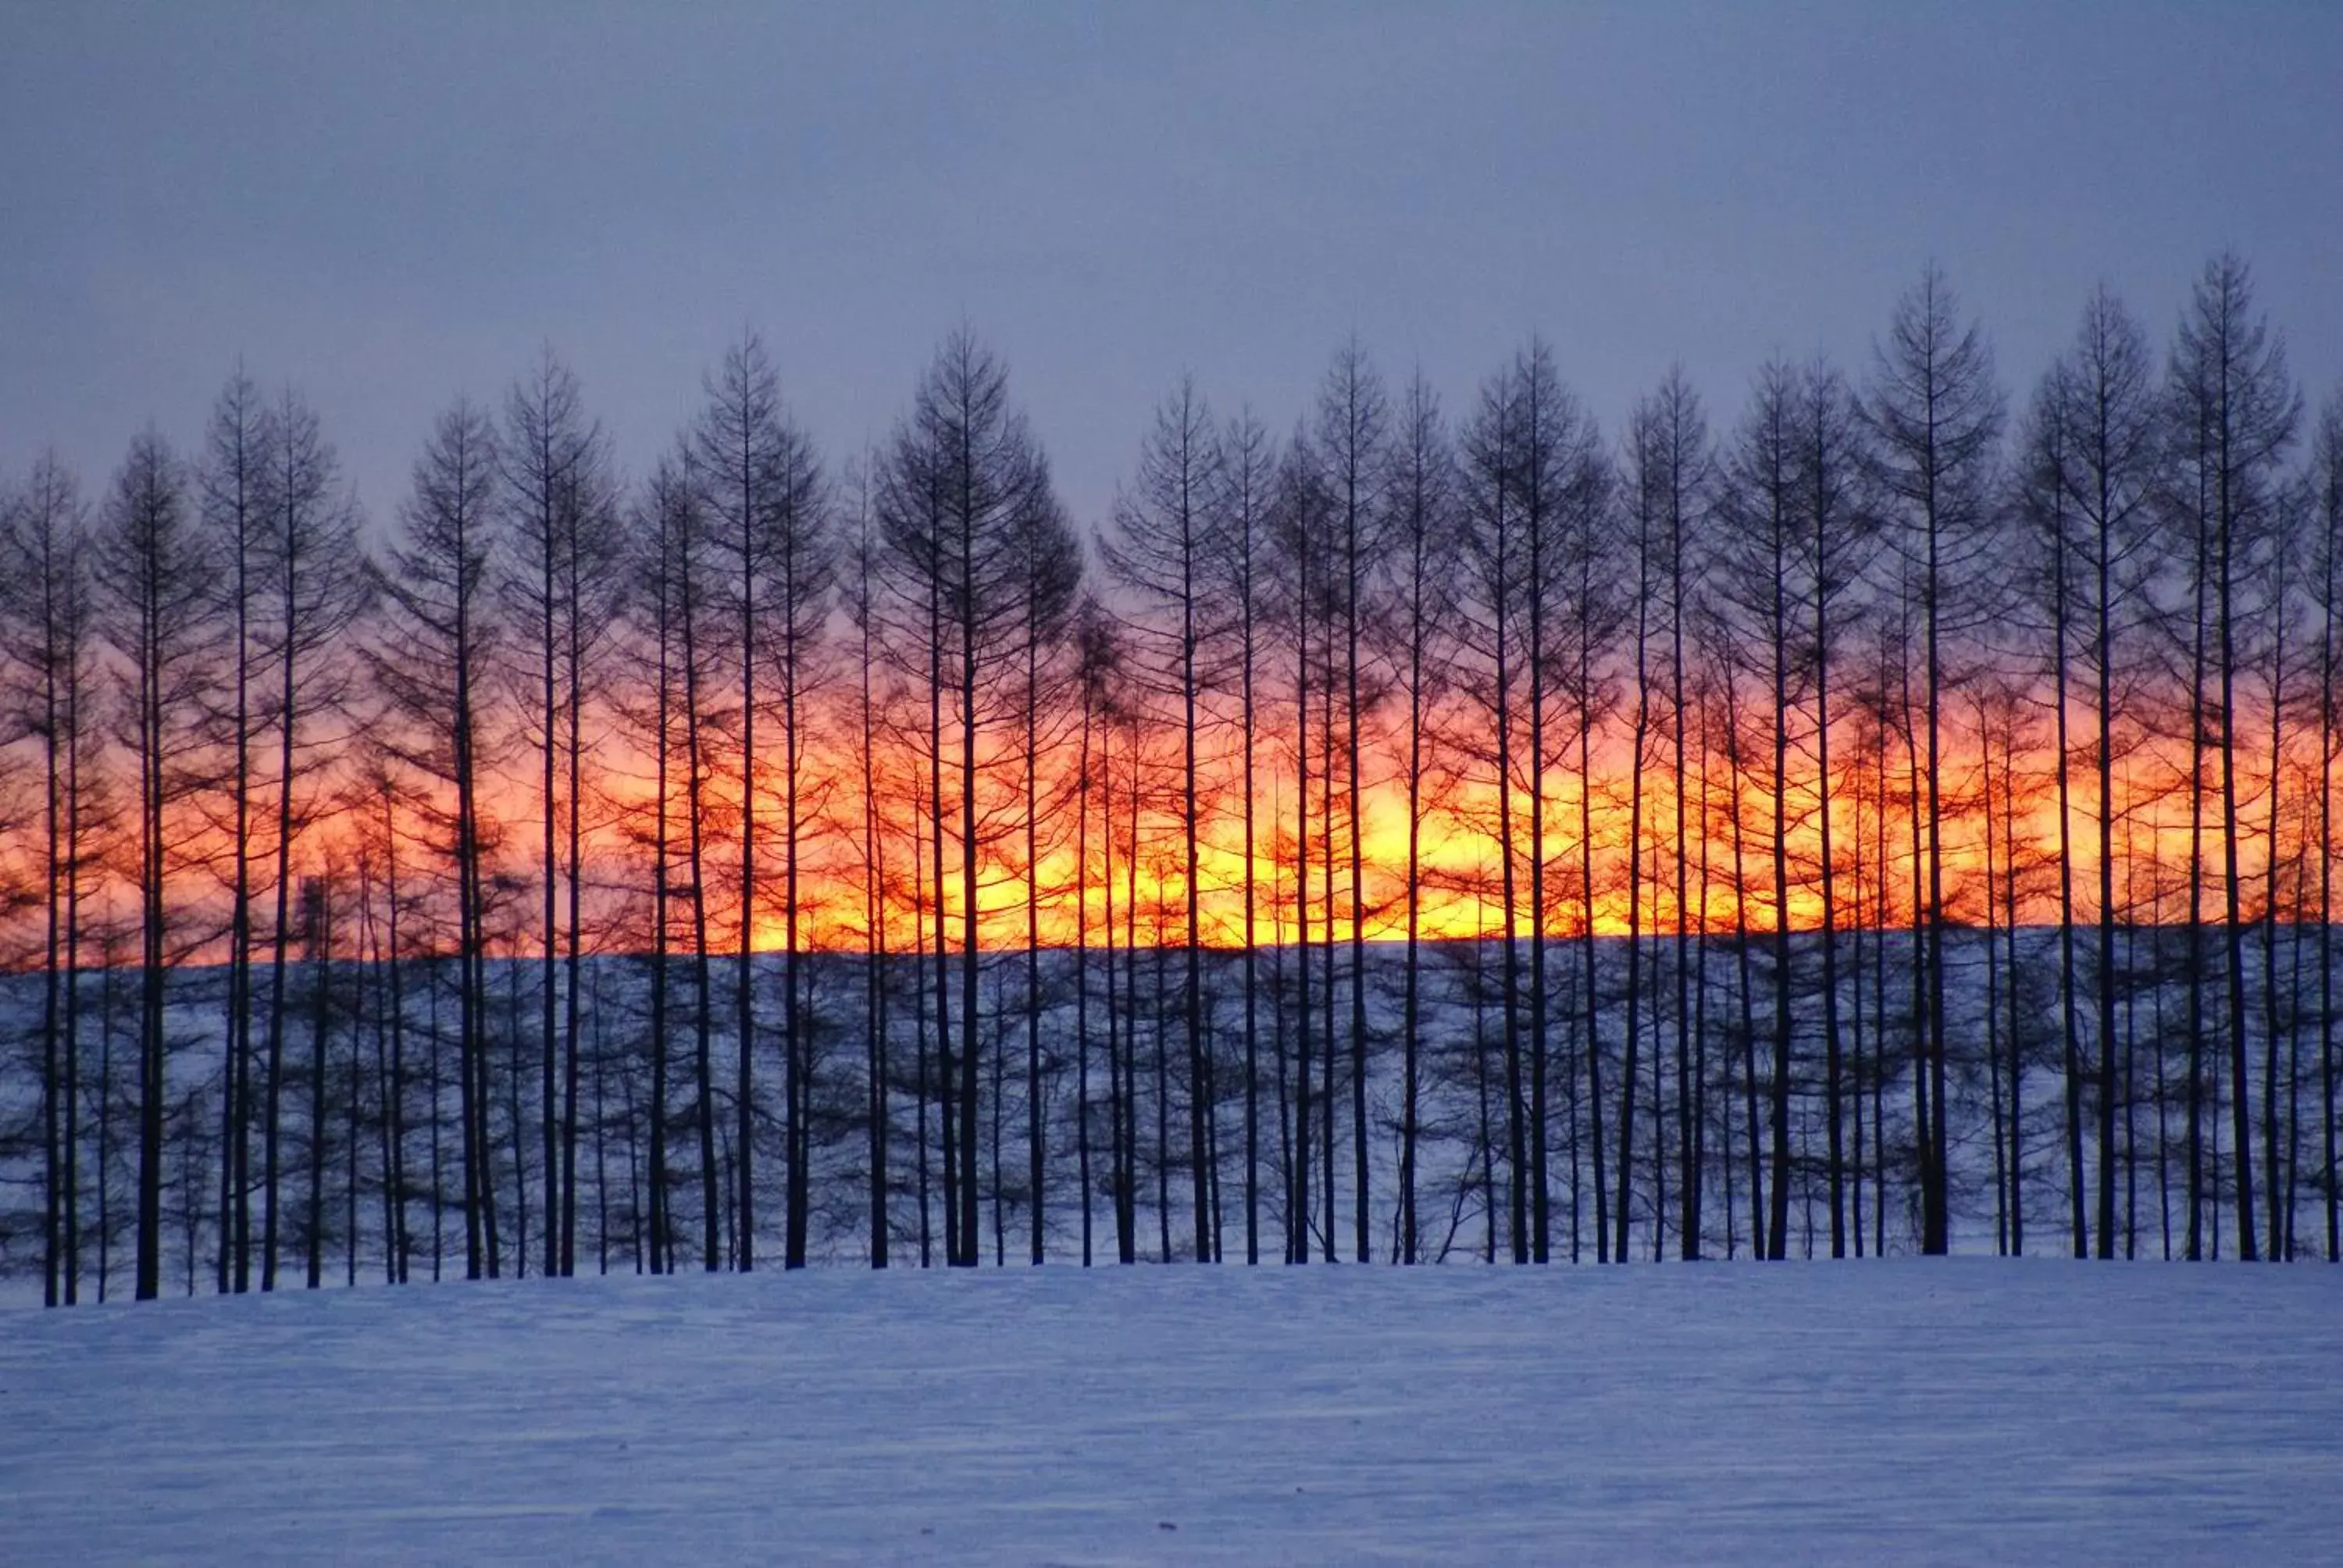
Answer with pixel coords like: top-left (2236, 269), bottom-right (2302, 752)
top-left (4, 1261), bottom-right (2338, 1564)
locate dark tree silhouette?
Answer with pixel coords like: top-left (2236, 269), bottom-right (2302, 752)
top-left (93, 430), bottom-right (218, 1301)
top-left (370, 402), bottom-right (503, 1280)
top-left (1863, 265), bottom-right (2006, 1255)
top-left (874, 332), bottom-right (1080, 1267)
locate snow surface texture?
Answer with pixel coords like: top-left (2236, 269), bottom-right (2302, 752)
top-left (4, 1261), bottom-right (2338, 1564)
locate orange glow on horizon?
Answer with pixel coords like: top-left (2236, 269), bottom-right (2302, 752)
top-left (38, 686), bottom-right (2331, 971)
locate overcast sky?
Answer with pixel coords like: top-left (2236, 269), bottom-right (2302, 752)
top-left (5, 2), bottom-right (2339, 535)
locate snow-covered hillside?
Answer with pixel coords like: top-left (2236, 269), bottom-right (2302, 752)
top-left (12, 920), bottom-right (2336, 1300)
top-left (5, 1260), bottom-right (2338, 1563)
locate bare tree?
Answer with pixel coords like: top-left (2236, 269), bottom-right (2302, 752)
top-left (1454, 340), bottom-right (1614, 1263)
top-left (1101, 376), bottom-right (1225, 1261)
top-left (1863, 264), bottom-right (2006, 1254)
top-left (839, 457), bottom-right (895, 1267)
top-left (195, 372), bottom-right (269, 1294)
top-left (1713, 360), bottom-right (1807, 1261)
top-left (1617, 369), bottom-right (1717, 1262)
top-left (370, 401), bottom-right (503, 1280)
top-left (1795, 361), bottom-right (1874, 1257)
top-left (1639, 373), bottom-right (1713, 1261)
top-left (1313, 344), bottom-right (1391, 1262)
top-left (250, 389), bottom-right (369, 1290)
top-left (638, 444), bottom-right (729, 1270)
top-left (1376, 372), bottom-right (1457, 1263)
top-left (94, 430), bottom-right (219, 1300)
top-left (2162, 253), bottom-right (2301, 1261)
top-left (2017, 287), bottom-right (2163, 1256)
top-left (1268, 434), bottom-right (1334, 1263)
top-left (499, 350), bottom-right (626, 1277)
top-left (1458, 364), bottom-right (1528, 1260)
top-left (1207, 411), bottom-right (1276, 1263)
top-left (2306, 386), bottom-right (2343, 1262)
top-left (691, 333), bottom-right (831, 1270)
top-left (0, 454), bottom-right (104, 1305)
top-left (874, 331), bottom-right (1081, 1267)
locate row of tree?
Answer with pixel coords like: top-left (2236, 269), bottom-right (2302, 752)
top-left (3, 255), bottom-right (2338, 1303)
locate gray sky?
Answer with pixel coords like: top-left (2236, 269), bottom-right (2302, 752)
top-left (5, 2), bottom-right (2340, 534)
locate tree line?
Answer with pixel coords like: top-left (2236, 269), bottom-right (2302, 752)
top-left (3, 255), bottom-right (2339, 1303)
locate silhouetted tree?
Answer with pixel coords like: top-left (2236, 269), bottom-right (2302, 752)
top-left (2162, 254), bottom-right (2300, 1261)
top-left (1377, 372), bottom-right (1457, 1263)
top-left (1208, 411), bottom-right (1276, 1264)
top-left (1863, 264), bottom-right (2006, 1254)
top-left (0, 453), bottom-right (103, 1305)
top-left (692, 332), bottom-right (832, 1270)
top-left (2306, 385), bottom-right (2343, 1262)
top-left (1313, 344), bottom-right (1390, 1263)
top-left (874, 332), bottom-right (1079, 1266)
top-left (499, 350), bottom-right (626, 1277)
top-left (2017, 286), bottom-right (2163, 1257)
top-left (1102, 376), bottom-right (1225, 1261)
top-left (251, 389), bottom-right (369, 1290)
top-left (195, 372), bottom-right (269, 1294)
top-left (94, 430), bottom-right (218, 1301)
top-left (370, 401), bottom-right (502, 1280)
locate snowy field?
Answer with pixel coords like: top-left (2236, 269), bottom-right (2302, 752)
top-left (4, 1263), bottom-right (2339, 1564)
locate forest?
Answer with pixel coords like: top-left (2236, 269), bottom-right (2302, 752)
top-left (3, 254), bottom-right (2339, 1304)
